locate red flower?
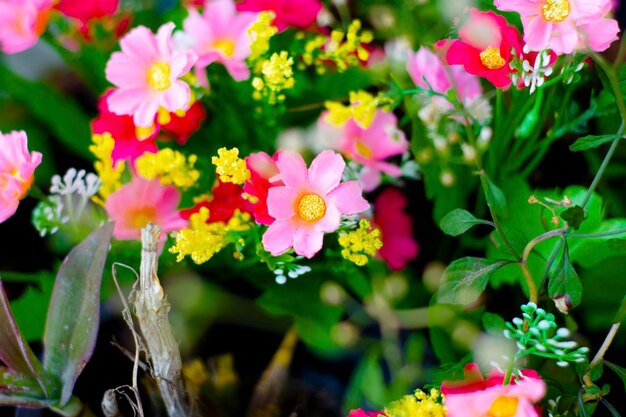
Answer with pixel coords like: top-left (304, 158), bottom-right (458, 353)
top-left (373, 188), bottom-right (419, 270)
top-left (55, 0), bottom-right (119, 22)
top-left (159, 101), bottom-right (206, 145)
top-left (236, 0), bottom-right (322, 31)
top-left (445, 9), bottom-right (521, 88)
top-left (347, 409), bottom-right (385, 417)
top-left (182, 180), bottom-right (254, 223)
top-left (243, 151), bottom-right (282, 225)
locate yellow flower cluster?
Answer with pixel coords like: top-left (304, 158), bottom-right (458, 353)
top-left (338, 219), bottom-right (383, 267)
top-left (248, 11), bottom-right (278, 62)
top-left (303, 19), bottom-right (373, 73)
top-left (252, 51), bottom-right (296, 104)
top-left (212, 147), bottom-right (250, 185)
top-left (135, 148), bottom-right (200, 190)
top-left (89, 132), bottom-right (124, 204)
top-left (384, 389), bottom-right (446, 417)
top-left (169, 207), bottom-right (251, 264)
top-left (325, 90), bottom-right (393, 129)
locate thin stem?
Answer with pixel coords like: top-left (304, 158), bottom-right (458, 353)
top-left (582, 123), bottom-right (624, 206)
top-left (566, 228), bottom-right (626, 239)
top-left (590, 322), bottom-right (621, 368)
top-left (522, 228), bottom-right (565, 264)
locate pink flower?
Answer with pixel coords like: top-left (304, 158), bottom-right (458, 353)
top-left (407, 46), bottom-right (482, 104)
top-left (262, 150), bottom-right (369, 258)
top-left (320, 110), bottom-right (408, 192)
top-left (0, 131), bottom-right (42, 223)
top-left (105, 177), bottom-right (187, 245)
top-left (236, 0), bottom-right (322, 31)
top-left (373, 188), bottom-right (418, 270)
top-left (55, 0), bottom-right (119, 22)
top-left (0, 0), bottom-right (53, 54)
top-left (445, 9), bottom-right (522, 88)
top-left (347, 410), bottom-right (385, 417)
top-left (93, 90), bottom-right (159, 166)
top-left (183, 0), bottom-right (257, 82)
top-left (105, 22), bottom-right (197, 128)
top-left (243, 151), bottom-right (282, 225)
top-left (494, 0), bottom-right (619, 55)
top-left (441, 363), bottom-right (546, 417)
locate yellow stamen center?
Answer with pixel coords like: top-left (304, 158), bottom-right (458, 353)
top-left (488, 396), bottom-right (519, 417)
top-left (542, 0), bottom-right (570, 23)
top-left (355, 141), bottom-right (373, 159)
top-left (212, 39), bottom-right (236, 58)
top-left (480, 46), bottom-right (505, 70)
top-left (297, 194), bottom-right (326, 222)
top-left (147, 62), bottom-right (172, 91)
top-left (130, 208), bottom-right (156, 229)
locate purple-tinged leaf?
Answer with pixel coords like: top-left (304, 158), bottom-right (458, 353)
top-left (0, 280), bottom-right (47, 396)
top-left (0, 393), bottom-right (53, 408)
top-left (43, 222), bottom-right (114, 406)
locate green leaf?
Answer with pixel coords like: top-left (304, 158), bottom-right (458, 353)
top-left (482, 312), bottom-right (506, 335)
top-left (605, 361), bottom-right (626, 392)
top-left (484, 176), bottom-right (508, 217)
top-left (561, 205), bottom-right (587, 230)
top-left (342, 350), bottom-right (386, 414)
top-left (608, 239), bottom-right (626, 255)
top-left (0, 66), bottom-right (92, 159)
top-left (438, 257), bottom-right (510, 305)
top-left (569, 135), bottom-right (619, 152)
top-left (0, 280), bottom-right (48, 396)
top-left (439, 209), bottom-right (493, 236)
top-left (43, 223), bottom-right (114, 406)
top-left (613, 294), bottom-right (626, 324)
top-left (548, 245), bottom-right (583, 312)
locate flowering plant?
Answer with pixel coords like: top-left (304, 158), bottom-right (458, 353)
top-left (0, 0), bottom-right (625, 416)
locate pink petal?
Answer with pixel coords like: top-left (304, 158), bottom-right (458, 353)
top-left (159, 81), bottom-right (190, 112)
top-left (133, 97), bottom-right (160, 127)
top-left (327, 181), bottom-right (369, 215)
top-left (275, 151), bottom-right (308, 189)
top-left (293, 227), bottom-right (324, 258)
top-left (523, 16), bottom-right (552, 52)
top-left (107, 87), bottom-right (149, 116)
top-left (262, 218), bottom-right (297, 255)
top-left (308, 150), bottom-right (345, 195)
top-left (105, 53), bottom-right (147, 88)
top-left (313, 203), bottom-right (341, 233)
top-left (0, 198), bottom-right (18, 223)
top-left (120, 25), bottom-right (159, 62)
top-left (170, 50), bottom-right (197, 77)
top-left (266, 186), bottom-right (297, 220)
top-left (584, 18), bottom-right (619, 52)
top-left (223, 59), bottom-right (251, 81)
top-left (155, 22), bottom-right (175, 60)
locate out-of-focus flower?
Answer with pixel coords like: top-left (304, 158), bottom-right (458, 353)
top-left (105, 176), bottom-right (187, 246)
top-left (181, 180), bottom-right (254, 223)
top-left (445, 9), bottom-right (522, 88)
top-left (135, 148), bottom-right (200, 190)
top-left (373, 188), bottom-right (418, 270)
top-left (494, 0), bottom-right (619, 55)
top-left (262, 150), bottom-right (369, 258)
top-left (321, 109), bottom-right (408, 191)
top-left (0, 0), bottom-right (53, 54)
top-left (92, 90), bottom-right (158, 165)
top-left (55, 0), bottom-right (119, 22)
top-left (183, 0), bottom-right (257, 82)
top-left (243, 151), bottom-right (281, 225)
top-left (0, 131), bottom-right (42, 223)
top-left (252, 50), bottom-right (296, 104)
top-left (385, 389), bottom-right (445, 417)
top-left (236, 0), bottom-right (322, 31)
top-left (105, 23), bottom-right (197, 127)
top-left (441, 363), bottom-right (546, 417)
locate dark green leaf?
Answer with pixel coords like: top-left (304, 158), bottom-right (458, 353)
top-left (549, 245), bottom-right (583, 312)
top-left (608, 239), bottom-right (626, 255)
top-left (484, 176), bottom-right (508, 217)
top-left (589, 362), bottom-right (604, 382)
top-left (43, 223), bottom-right (114, 406)
top-left (438, 257), bottom-right (510, 305)
top-left (0, 280), bottom-right (47, 396)
top-left (605, 361), bottom-right (626, 392)
top-left (439, 209), bottom-right (493, 236)
top-left (570, 135), bottom-right (619, 152)
top-left (601, 399), bottom-right (622, 417)
top-left (561, 206), bottom-right (587, 230)
top-left (482, 312), bottom-right (506, 335)
top-left (613, 294), bottom-right (626, 324)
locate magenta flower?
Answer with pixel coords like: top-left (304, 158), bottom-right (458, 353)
top-left (105, 22), bottom-right (197, 128)
top-left (262, 150), bottom-right (369, 258)
top-left (494, 0), bottom-right (619, 55)
top-left (183, 0), bottom-right (257, 82)
top-left (105, 177), bottom-right (187, 247)
top-left (0, 0), bottom-right (53, 54)
top-left (0, 131), bottom-right (42, 224)
top-left (320, 110), bottom-right (408, 192)
top-left (441, 363), bottom-right (546, 417)
top-left (236, 0), bottom-right (322, 31)
top-left (445, 9), bottom-right (522, 88)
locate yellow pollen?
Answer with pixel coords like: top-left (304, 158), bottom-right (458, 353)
top-left (212, 39), bottom-right (236, 58)
top-left (147, 62), bottom-right (172, 91)
top-left (130, 208), bottom-right (156, 229)
top-left (355, 141), bottom-right (373, 159)
top-left (480, 46), bottom-right (505, 70)
top-left (542, 0), bottom-right (570, 23)
top-left (297, 194), bottom-right (326, 222)
top-left (488, 396), bottom-right (519, 417)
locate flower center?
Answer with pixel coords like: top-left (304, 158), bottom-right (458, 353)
top-left (542, 0), bottom-right (570, 23)
top-left (297, 194), bottom-right (326, 222)
top-left (355, 140), bottom-right (373, 159)
top-left (488, 396), bottom-right (519, 417)
top-left (130, 207), bottom-right (156, 229)
top-left (479, 46), bottom-right (505, 70)
top-left (147, 62), bottom-right (172, 91)
top-left (212, 39), bottom-right (236, 58)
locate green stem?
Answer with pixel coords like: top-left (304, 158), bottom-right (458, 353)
top-left (566, 228), bottom-right (626, 239)
top-left (582, 123), bottom-right (624, 206)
